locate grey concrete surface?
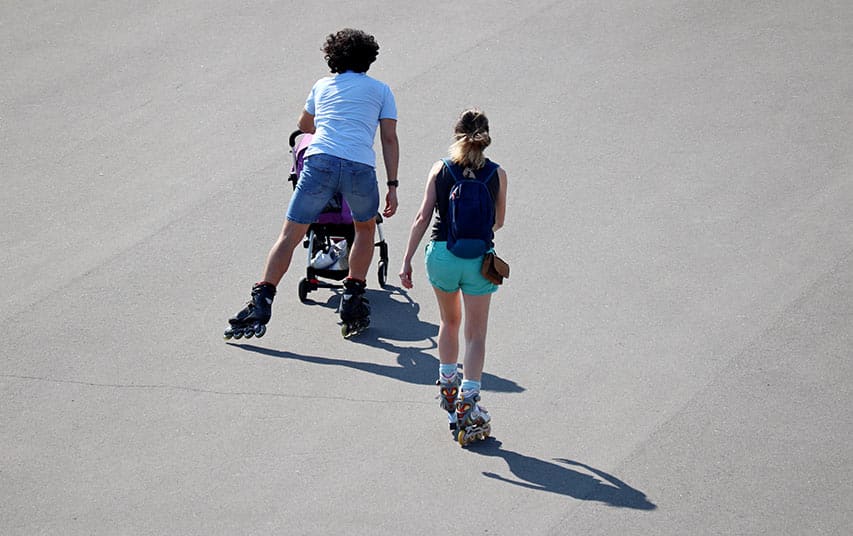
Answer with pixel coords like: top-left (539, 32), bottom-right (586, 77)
top-left (2, 1), bottom-right (851, 534)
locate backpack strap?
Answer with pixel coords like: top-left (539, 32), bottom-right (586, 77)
top-left (441, 158), bottom-right (462, 183)
top-left (478, 161), bottom-right (499, 184)
top-left (442, 158), bottom-right (499, 184)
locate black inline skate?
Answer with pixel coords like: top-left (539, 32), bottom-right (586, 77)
top-left (223, 282), bottom-right (276, 340)
top-left (340, 278), bottom-right (370, 338)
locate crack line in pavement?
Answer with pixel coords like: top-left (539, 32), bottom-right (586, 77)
top-left (0, 373), bottom-right (428, 406)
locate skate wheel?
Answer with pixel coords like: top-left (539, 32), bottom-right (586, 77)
top-left (457, 430), bottom-right (467, 447)
top-left (244, 328), bottom-right (255, 339)
top-left (342, 320), bottom-right (366, 338)
top-left (233, 329), bottom-right (244, 340)
top-left (255, 324), bottom-right (266, 338)
top-left (223, 330), bottom-right (233, 340)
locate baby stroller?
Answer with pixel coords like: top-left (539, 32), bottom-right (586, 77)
top-left (288, 130), bottom-right (389, 303)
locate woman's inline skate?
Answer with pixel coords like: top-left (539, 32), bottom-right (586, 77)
top-left (340, 278), bottom-right (370, 338)
top-left (455, 390), bottom-right (491, 446)
top-left (437, 374), bottom-right (462, 432)
top-left (223, 282), bottom-right (276, 340)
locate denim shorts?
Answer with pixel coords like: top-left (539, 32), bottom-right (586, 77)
top-left (286, 153), bottom-right (379, 224)
top-left (424, 241), bottom-right (498, 296)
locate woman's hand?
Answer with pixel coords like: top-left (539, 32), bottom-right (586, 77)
top-left (399, 260), bottom-right (414, 289)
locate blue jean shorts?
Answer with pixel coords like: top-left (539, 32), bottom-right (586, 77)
top-left (425, 241), bottom-right (498, 296)
top-left (286, 153), bottom-right (379, 224)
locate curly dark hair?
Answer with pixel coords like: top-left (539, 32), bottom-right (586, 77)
top-left (323, 28), bottom-right (380, 73)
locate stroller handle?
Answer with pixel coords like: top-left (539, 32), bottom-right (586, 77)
top-left (289, 130), bottom-right (305, 149)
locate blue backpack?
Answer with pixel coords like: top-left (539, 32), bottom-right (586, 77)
top-left (443, 158), bottom-right (499, 258)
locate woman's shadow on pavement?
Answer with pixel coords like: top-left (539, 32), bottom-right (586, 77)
top-left (230, 286), bottom-right (524, 393)
top-left (469, 439), bottom-right (656, 510)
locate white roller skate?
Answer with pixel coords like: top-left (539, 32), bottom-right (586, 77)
top-left (436, 374), bottom-right (461, 431)
top-left (455, 390), bottom-right (491, 446)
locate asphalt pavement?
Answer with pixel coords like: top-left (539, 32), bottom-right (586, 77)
top-left (2, 1), bottom-right (851, 534)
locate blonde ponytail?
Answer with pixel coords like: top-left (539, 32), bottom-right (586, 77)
top-left (448, 108), bottom-right (491, 170)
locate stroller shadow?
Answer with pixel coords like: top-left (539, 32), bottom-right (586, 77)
top-left (469, 440), bottom-right (656, 510)
top-left (229, 286), bottom-right (524, 393)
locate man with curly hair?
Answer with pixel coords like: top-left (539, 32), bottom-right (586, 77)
top-left (225, 28), bottom-right (398, 339)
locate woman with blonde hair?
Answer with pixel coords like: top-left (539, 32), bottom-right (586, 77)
top-left (399, 108), bottom-right (508, 443)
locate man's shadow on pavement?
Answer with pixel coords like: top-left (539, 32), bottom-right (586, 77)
top-left (230, 286), bottom-right (524, 393)
top-left (469, 439), bottom-right (656, 510)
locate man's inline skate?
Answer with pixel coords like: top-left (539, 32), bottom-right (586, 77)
top-left (455, 390), bottom-right (491, 447)
top-left (223, 282), bottom-right (276, 340)
top-left (340, 278), bottom-right (370, 338)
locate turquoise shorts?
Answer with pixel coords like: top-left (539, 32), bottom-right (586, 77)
top-left (425, 241), bottom-right (498, 296)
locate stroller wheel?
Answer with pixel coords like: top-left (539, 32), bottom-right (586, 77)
top-left (377, 260), bottom-right (388, 288)
top-left (298, 277), bottom-right (311, 303)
